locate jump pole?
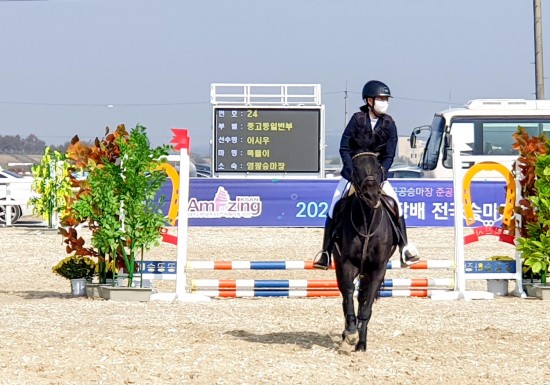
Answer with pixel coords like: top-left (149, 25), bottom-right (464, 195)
top-left (151, 128), bottom-right (210, 302)
top-left (431, 134), bottom-right (504, 300)
top-left (430, 134), bottom-right (489, 300)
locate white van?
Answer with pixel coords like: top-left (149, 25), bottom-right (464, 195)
top-left (410, 99), bottom-right (550, 179)
top-left (0, 168), bottom-right (34, 224)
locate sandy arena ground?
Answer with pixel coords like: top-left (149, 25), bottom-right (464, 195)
top-left (1, 218), bottom-right (549, 385)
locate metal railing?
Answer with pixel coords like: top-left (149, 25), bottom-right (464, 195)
top-left (210, 83), bottom-right (322, 106)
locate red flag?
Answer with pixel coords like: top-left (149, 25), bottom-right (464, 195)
top-left (170, 128), bottom-right (190, 151)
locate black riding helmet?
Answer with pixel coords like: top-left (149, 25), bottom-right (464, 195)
top-left (361, 80), bottom-right (392, 116)
top-left (362, 80), bottom-right (392, 100)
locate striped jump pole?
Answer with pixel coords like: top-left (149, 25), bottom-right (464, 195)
top-left (190, 278), bottom-right (455, 290)
top-left (190, 289), bottom-right (437, 298)
top-left (185, 259), bottom-right (454, 271)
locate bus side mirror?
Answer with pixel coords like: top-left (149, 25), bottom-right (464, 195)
top-left (409, 125), bottom-right (431, 149)
top-left (409, 132), bottom-right (417, 149)
top-left (442, 133), bottom-right (453, 168)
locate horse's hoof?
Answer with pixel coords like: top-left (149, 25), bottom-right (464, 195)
top-left (338, 330), bottom-right (359, 354)
top-left (343, 330), bottom-right (359, 344)
top-left (355, 342), bottom-right (367, 352)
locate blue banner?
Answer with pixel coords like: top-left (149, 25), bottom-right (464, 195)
top-left (158, 178), bottom-right (509, 228)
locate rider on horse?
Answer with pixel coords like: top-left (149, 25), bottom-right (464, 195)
top-left (313, 80), bottom-right (420, 270)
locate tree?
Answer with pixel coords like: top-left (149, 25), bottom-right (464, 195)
top-left (29, 147), bottom-right (73, 228)
top-left (22, 134), bottom-right (46, 154)
top-left (0, 134), bottom-right (71, 155)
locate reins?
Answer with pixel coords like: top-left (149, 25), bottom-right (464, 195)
top-left (350, 196), bottom-right (384, 279)
top-left (348, 150), bottom-right (385, 279)
top-left (350, 197), bottom-right (378, 239)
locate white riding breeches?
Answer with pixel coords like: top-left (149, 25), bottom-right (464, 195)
top-left (381, 180), bottom-right (401, 216)
top-left (327, 178), bottom-right (402, 218)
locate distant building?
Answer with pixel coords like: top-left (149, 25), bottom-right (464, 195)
top-left (397, 136), bottom-right (424, 166)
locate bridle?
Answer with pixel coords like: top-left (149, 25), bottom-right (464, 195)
top-left (348, 151), bottom-right (384, 238)
top-left (351, 152), bottom-right (383, 209)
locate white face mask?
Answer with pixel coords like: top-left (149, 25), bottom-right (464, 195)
top-left (373, 100), bottom-right (389, 115)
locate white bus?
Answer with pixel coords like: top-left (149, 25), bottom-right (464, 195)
top-left (410, 99), bottom-right (550, 179)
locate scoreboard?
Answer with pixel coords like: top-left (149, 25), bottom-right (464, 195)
top-left (213, 107), bottom-right (322, 175)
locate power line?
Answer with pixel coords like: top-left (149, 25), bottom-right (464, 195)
top-left (395, 96), bottom-right (463, 106)
top-left (322, 90), bottom-right (463, 106)
top-left (0, 92), bottom-right (462, 108)
top-left (0, 100), bottom-right (210, 107)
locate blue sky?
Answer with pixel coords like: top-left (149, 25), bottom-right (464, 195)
top-left (0, 0), bottom-right (544, 156)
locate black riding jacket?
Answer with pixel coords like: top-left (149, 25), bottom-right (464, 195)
top-left (339, 106), bottom-right (398, 181)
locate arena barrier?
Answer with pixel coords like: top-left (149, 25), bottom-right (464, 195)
top-left (151, 130), bottom-right (523, 301)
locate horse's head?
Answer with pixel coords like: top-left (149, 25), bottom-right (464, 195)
top-left (351, 152), bottom-right (384, 208)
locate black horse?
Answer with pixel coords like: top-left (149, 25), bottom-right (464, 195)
top-left (331, 152), bottom-right (399, 353)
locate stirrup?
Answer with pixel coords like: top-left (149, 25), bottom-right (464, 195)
top-left (401, 245), bottom-right (420, 267)
top-left (313, 250), bottom-right (331, 270)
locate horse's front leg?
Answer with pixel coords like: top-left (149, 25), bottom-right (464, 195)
top-left (355, 268), bottom-right (386, 352)
top-left (342, 287), bottom-right (357, 341)
top-left (336, 262), bottom-right (359, 353)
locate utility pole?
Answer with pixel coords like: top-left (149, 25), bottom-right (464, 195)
top-left (534, 0), bottom-right (545, 99)
top-left (344, 81), bottom-right (348, 126)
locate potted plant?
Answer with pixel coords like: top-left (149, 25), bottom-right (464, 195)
top-left (84, 260), bottom-right (120, 299)
top-left (58, 130), bottom-right (126, 286)
top-left (511, 127), bottom-right (549, 297)
top-left (517, 235), bottom-right (550, 300)
top-left (516, 151), bottom-right (550, 285)
top-left (29, 147), bottom-right (73, 229)
top-left (513, 128), bottom-right (550, 299)
top-left (52, 255), bottom-right (97, 296)
top-left (59, 124), bottom-right (169, 300)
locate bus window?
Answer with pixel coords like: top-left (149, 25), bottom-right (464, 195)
top-left (442, 123), bottom-right (474, 169)
top-left (482, 123), bottom-right (539, 155)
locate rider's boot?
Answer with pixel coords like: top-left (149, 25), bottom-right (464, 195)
top-left (398, 215), bottom-right (420, 266)
top-left (313, 217), bottom-right (333, 270)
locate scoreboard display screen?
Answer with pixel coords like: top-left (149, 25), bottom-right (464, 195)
top-left (213, 108), bottom-right (321, 174)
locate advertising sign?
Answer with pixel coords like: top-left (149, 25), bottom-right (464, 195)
top-left (158, 179), bottom-right (509, 228)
